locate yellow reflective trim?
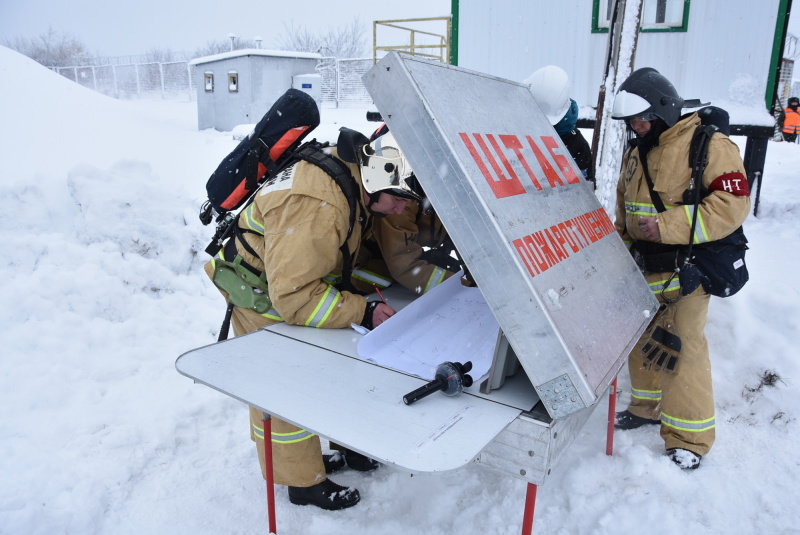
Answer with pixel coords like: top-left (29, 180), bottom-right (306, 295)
top-left (304, 285), bottom-right (341, 327)
top-left (352, 269), bottom-right (392, 288)
top-left (423, 267), bottom-right (447, 293)
top-left (648, 278), bottom-right (680, 294)
top-left (625, 201), bottom-right (658, 216)
top-left (314, 292), bottom-right (340, 328)
top-left (271, 429), bottom-right (316, 444)
top-left (631, 388), bottom-right (662, 401)
top-left (252, 423), bottom-right (264, 439)
top-left (661, 412), bottom-right (716, 432)
top-left (242, 204), bottom-right (265, 234)
top-left (259, 310), bottom-right (283, 321)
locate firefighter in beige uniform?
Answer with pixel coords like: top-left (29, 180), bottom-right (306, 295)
top-left (610, 68), bottom-right (750, 469)
top-left (363, 124), bottom-right (457, 294)
top-left (204, 130), bottom-right (421, 509)
top-left (372, 199), bottom-right (457, 294)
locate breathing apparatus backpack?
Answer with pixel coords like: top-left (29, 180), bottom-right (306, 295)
top-left (199, 88), bottom-right (321, 256)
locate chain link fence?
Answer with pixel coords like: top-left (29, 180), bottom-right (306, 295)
top-left (49, 57), bottom-right (373, 107)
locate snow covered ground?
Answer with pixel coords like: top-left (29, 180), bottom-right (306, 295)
top-left (2, 46), bottom-right (799, 534)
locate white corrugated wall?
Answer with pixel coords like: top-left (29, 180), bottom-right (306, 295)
top-left (457, 0), bottom-right (782, 111)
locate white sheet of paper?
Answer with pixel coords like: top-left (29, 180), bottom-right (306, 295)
top-left (357, 274), bottom-right (500, 381)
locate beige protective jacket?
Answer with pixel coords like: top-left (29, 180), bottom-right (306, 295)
top-left (615, 113), bottom-right (750, 251)
top-left (372, 200), bottom-right (455, 294)
top-left (207, 148), bottom-right (371, 329)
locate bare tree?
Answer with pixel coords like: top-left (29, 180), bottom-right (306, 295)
top-left (144, 47), bottom-right (183, 63)
top-left (3, 27), bottom-right (93, 67)
top-left (276, 16), bottom-right (368, 58)
top-left (191, 37), bottom-right (259, 59)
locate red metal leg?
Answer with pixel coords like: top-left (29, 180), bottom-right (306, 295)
top-left (606, 377), bottom-right (618, 456)
top-left (263, 416), bottom-right (277, 534)
top-left (520, 483), bottom-right (537, 535)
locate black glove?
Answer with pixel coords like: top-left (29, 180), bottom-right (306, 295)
top-left (640, 305), bottom-right (682, 373)
top-left (360, 301), bottom-right (380, 330)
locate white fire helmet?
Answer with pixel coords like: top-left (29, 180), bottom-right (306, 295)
top-left (360, 132), bottom-right (423, 201)
top-left (524, 65), bottom-right (572, 125)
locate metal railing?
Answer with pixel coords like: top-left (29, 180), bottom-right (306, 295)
top-left (49, 58), bottom-right (373, 106)
top-left (373, 17), bottom-right (451, 65)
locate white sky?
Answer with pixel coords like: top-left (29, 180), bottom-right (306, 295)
top-left (1, 0), bottom-right (798, 59)
top-left (0, 0), bottom-right (452, 57)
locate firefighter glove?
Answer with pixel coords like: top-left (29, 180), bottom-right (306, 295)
top-left (360, 301), bottom-right (380, 331)
top-left (640, 304), bottom-right (682, 373)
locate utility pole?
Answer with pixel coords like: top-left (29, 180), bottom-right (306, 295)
top-left (591, 0), bottom-right (644, 211)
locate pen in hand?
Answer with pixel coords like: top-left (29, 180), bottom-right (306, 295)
top-left (374, 286), bottom-right (388, 305)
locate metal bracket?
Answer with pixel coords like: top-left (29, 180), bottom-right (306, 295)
top-left (537, 374), bottom-right (584, 417)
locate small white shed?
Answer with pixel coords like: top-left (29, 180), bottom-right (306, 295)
top-left (190, 49), bottom-right (322, 131)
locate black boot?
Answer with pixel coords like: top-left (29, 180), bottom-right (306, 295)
top-left (615, 410), bottom-right (660, 430)
top-left (323, 452), bottom-right (345, 474)
top-left (288, 479), bottom-right (360, 510)
top-left (343, 447), bottom-right (380, 472)
top-left (667, 448), bottom-right (702, 470)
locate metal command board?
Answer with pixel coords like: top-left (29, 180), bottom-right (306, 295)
top-left (362, 52), bottom-right (658, 419)
top-left (176, 52), bottom-right (659, 489)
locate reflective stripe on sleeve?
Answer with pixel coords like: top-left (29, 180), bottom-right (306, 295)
top-left (241, 204), bottom-right (265, 234)
top-left (304, 285), bottom-right (342, 327)
top-left (423, 266), bottom-right (448, 293)
top-left (683, 205), bottom-right (710, 243)
top-left (352, 269), bottom-right (393, 289)
top-left (625, 202), bottom-right (659, 216)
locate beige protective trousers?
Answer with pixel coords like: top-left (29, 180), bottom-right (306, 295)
top-left (626, 286), bottom-right (715, 456)
top-left (231, 308), bottom-right (327, 488)
top-left (205, 260), bottom-right (327, 487)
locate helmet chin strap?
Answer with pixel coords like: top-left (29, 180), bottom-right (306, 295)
top-left (365, 190), bottom-right (389, 218)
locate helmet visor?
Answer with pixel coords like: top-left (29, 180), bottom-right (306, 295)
top-left (361, 137), bottom-right (422, 200)
top-left (610, 90), bottom-right (653, 120)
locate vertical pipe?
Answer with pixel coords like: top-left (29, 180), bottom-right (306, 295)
top-left (373, 21), bottom-right (378, 65)
top-left (262, 415), bottom-right (277, 534)
top-left (450, 0), bottom-right (459, 65)
top-left (159, 62), bottom-right (165, 99)
top-left (187, 63), bottom-right (193, 102)
top-left (520, 483), bottom-right (537, 535)
top-left (606, 377), bottom-right (618, 456)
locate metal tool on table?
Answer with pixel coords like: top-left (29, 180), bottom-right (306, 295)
top-left (403, 361), bottom-right (474, 405)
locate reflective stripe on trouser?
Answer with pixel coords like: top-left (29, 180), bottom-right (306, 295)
top-left (626, 285), bottom-right (715, 455)
top-left (249, 406), bottom-right (326, 487)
